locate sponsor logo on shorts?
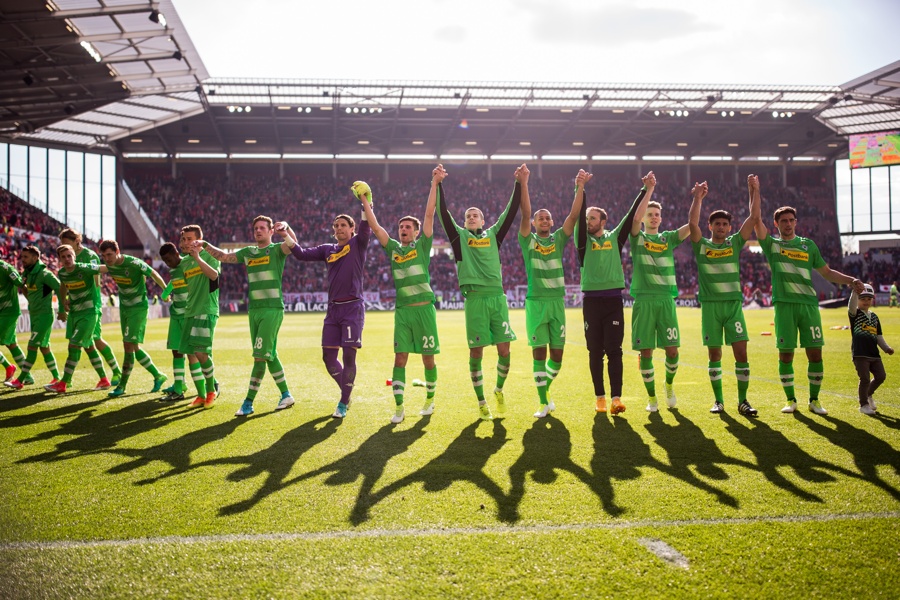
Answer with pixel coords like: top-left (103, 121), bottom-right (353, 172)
top-left (591, 240), bottom-right (613, 251)
top-left (327, 245), bottom-right (351, 263)
top-left (393, 250), bottom-right (418, 264)
top-left (644, 241), bottom-right (668, 253)
top-left (247, 256), bottom-right (271, 267)
top-left (705, 248), bottom-right (733, 259)
top-left (781, 249), bottom-right (809, 261)
top-left (467, 238), bottom-right (491, 248)
top-left (533, 242), bottom-right (556, 255)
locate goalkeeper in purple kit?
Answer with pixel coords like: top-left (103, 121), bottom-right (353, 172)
top-left (282, 184), bottom-right (371, 418)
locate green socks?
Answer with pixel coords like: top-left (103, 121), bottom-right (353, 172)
top-left (246, 360), bottom-right (266, 401)
top-left (665, 355), bottom-right (679, 384)
top-left (200, 358), bottom-right (215, 392)
top-left (546, 358), bottom-right (561, 392)
top-left (392, 366), bottom-right (405, 406)
top-left (173, 356), bottom-right (186, 394)
top-left (469, 357), bottom-right (484, 402)
top-left (640, 356), bottom-right (655, 397)
top-left (708, 360), bottom-right (723, 402)
top-left (119, 352), bottom-right (135, 388)
top-left (98, 344), bottom-right (120, 377)
top-left (62, 347), bottom-right (82, 384)
top-left (10, 345), bottom-right (25, 369)
top-left (86, 348), bottom-right (107, 378)
top-left (43, 350), bottom-right (59, 379)
top-left (424, 366), bottom-right (437, 399)
top-left (190, 361), bottom-right (206, 397)
top-left (496, 354), bottom-right (510, 390)
top-left (533, 360), bottom-right (548, 405)
top-left (135, 349), bottom-right (161, 378)
top-left (735, 361), bottom-right (750, 402)
top-left (808, 360), bottom-right (823, 400)
top-left (267, 357), bottom-right (290, 395)
top-left (779, 361), bottom-right (795, 400)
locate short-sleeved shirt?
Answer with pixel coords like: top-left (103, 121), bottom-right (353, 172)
top-left (850, 308), bottom-right (882, 359)
top-left (167, 260), bottom-right (188, 318)
top-left (59, 263), bottom-right (102, 314)
top-left (0, 260), bottom-right (23, 317)
top-left (692, 233), bottom-right (747, 303)
top-left (235, 243), bottom-right (288, 310)
top-left (384, 235), bottom-right (435, 307)
top-left (23, 261), bottom-right (60, 316)
top-left (291, 221), bottom-right (370, 302)
top-left (180, 250), bottom-right (221, 318)
top-left (518, 228), bottom-right (569, 299)
top-left (106, 255), bottom-right (154, 312)
top-left (75, 246), bottom-right (100, 267)
top-left (759, 235), bottom-right (826, 306)
top-left (629, 229), bottom-right (685, 298)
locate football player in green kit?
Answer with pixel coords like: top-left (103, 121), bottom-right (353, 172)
top-left (99, 240), bottom-right (168, 397)
top-left (4, 247), bottom-right (61, 389)
top-left (629, 175), bottom-right (691, 412)
top-left (202, 216), bottom-right (297, 416)
top-left (436, 165), bottom-right (524, 421)
top-left (518, 169), bottom-right (584, 418)
top-left (361, 166), bottom-right (443, 424)
top-left (754, 191), bottom-right (864, 416)
top-left (58, 228), bottom-right (121, 385)
top-left (0, 257), bottom-right (27, 383)
top-left (158, 243), bottom-right (189, 400)
top-left (688, 175), bottom-right (761, 416)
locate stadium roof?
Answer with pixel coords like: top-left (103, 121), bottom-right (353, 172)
top-left (0, 0), bottom-right (208, 147)
top-left (0, 2), bottom-right (897, 162)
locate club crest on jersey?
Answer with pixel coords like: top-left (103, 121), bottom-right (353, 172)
top-left (725, 239), bottom-right (732, 246)
top-left (660, 235), bottom-right (667, 243)
top-left (409, 241), bottom-right (416, 249)
top-left (468, 237), bottom-right (491, 248)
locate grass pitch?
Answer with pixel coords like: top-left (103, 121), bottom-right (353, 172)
top-left (1, 307), bottom-right (898, 598)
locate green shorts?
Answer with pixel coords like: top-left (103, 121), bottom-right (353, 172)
top-left (180, 313), bottom-right (218, 355)
top-left (120, 307), bottom-right (148, 344)
top-left (0, 315), bottom-right (17, 346)
top-left (774, 302), bottom-right (824, 350)
top-left (92, 316), bottom-right (103, 341)
top-left (525, 297), bottom-right (566, 348)
top-left (394, 303), bottom-right (440, 355)
top-left (67, 311), bottom-right (100, 348)
top-left (701, 300), bottom-right (749, 347)
top-left (249, 308), bottom-right (283, 360)
top-left (167, 316), bottom-right (184, 351)
top-left (464, 293), bottom-right (516, 348)
top-left (29, 312), bottom-right (54, 348)
top-left (631, 296), bottom-right (680, 350)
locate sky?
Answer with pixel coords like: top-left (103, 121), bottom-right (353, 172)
top-left (173, 0), bottom-right (900, 85)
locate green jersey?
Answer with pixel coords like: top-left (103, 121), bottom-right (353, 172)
top-left (759, 235), bottom-right (826, 306)
top-left (692, 233), bottom-right (747, 302)
top-left (59, 263), bottom-right (102, 314)
top-left (181, 250), bottom-right (220, 318)
top-left (577, 219), bottom-right (629, 292)
top-left (234, 243), bottom-right (287, 310)
top-left (75, 246), bottom-right (100, 267)
top-left (167, 260), bottom-right (189, 317)
top-left (0, 260), bottom-right (23, 317)
top-left (106, 255), bottom-right (154, 312)
top-left (891, 284), bottom-right (898, 297)
top-left (518, 228), bottom-right (570, 299)
top-left (23, 261), bottom-right (60, 316)
top-left (629, 229), bottom-right (685, 298)
top-left (384, 235), bottom-right (435, 307)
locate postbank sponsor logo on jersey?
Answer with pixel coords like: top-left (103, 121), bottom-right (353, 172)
top-left (467, 237), bottom-right (492, 248)
top-left (65, 279), bottom-right (86, 290)
top-left (27, 284), bottom-right (38, 292)
top-left (533, 242), bottom-right (556, 255)
top-left (781, 248), bottom-right (809, 262)
top-left (112, 276), bottom-right (133, 286)
top-left (393, 249), bottom-right (418, 264)
top-left (862, 323), bottom-right (878, 335)
top-left (247, 256), bottom-right (271, 267)
top-left (327, 245), bottom-right (351, 263)
top-left (705, 247), bottom-right (734, 259)
top-left (591, 240), bottom-right (613, 251)
top-left (172, 278), bottom-right (187, 289)
top-left (184, 266), bottom-right (203, 279)
top-left (644, 241), bottom-right (667, 253)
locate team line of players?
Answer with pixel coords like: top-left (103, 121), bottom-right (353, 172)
top-left (0, 165), bottom-right (890, 420)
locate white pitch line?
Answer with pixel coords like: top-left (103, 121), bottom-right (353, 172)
top-left (2, 511), bottom-right (898, 552)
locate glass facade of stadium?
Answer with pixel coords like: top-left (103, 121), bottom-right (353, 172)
top-left (0, 141), bottom-right (115, 242)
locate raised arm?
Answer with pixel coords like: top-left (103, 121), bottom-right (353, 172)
top-left (816, 264), bottom-right (863, 292)
top-left (358, 187), bottom-right (390, 247)
top-left (688, 181), bottom-right (706, 243)
top-left (202, 242), bottom-right (239, 264)
top-left (678, 180), bottom-right (705, 241)
top-left (848, 288), bottom-right (859, 316)
top-left (493, 164), bottom-right (525, 245)
top-left (423, 164), bottom-right (445, 238)
top-left (574, 170), bottom-right (589, 266)
top-left (274, 222), bottom-right (297, 255)
top-left (630, 171), bottom-right (656, 236)
top-left (562, 170), bottom-right (588, 237)
top-left (753, 178), bottom-right (769, 240)
top-left (739, 174), bottom-right (761, 241)
top-left (518, 164), bottom-right (533, 238)
top-left (188, 242), bottom-right (219, 281)
top-left (435, 167), bottom-right (462, 260)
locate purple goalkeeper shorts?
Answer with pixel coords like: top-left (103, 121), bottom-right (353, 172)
top-left (322, 299), bottom-right (365, 348)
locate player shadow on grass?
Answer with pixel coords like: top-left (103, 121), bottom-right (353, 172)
top-left (361, 419), bottom-right (510, 522)
top-left (104, 413), bottom-right (271, 484)
top-left (15, 400), bottom-right (194, 465)
top-left (210, 416), bottom-right (341, 516)
top-left (796, 412), bottom-right (900, 502)
top-left (285, 417), bottom-right (431, 525)
top-left (719, 411), bottom-right (847, 503)
top-left (590, 414), bottom-right (656, 517)
top-left (0, 387), bottom-right (65, 413)
top-left (0, 396), bottom-right (106, 431)
top-left (500, 415), bottom-right (593, 523)
top-left (644, 410), bottom-right (748, 508)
